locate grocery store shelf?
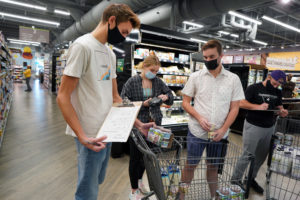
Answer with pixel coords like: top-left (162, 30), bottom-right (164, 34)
top-left (0, 72), bottom-right (7, 78)
top-left (157, 72), bottom-right (190, 76)
top-left (166, 83), bottom-right (185, 87)
top-left (0, 42), bottom-right (11, 58)
top-left (134, 57), bottom-right (190, 65)
top-left (0, 54), bottom-right (7, 62)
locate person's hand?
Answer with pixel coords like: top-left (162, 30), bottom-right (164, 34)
top-left (197, 116), bottom-right (211, 132)
top-left (138, 122), bottom-right (156, 137)
top-left (79, 136), bottom-right (107, 152)
top-left (143, 98), bottom-right (152, 107)
top-left (256, 103), bottom-right (269, 110)
top-left (278, 109), bottom-right (288, 117)
top-left (114, 97), bottom-right (123, 104)
top-left (158, 94), bottom-right (168, 102)
top-left (211, 128), bottom-right (227, 142)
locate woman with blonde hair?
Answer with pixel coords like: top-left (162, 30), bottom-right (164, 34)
top-left (121, 55), bottom-right (173, 200)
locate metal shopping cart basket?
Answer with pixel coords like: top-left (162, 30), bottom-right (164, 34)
top-left (266, 116), bottom-right (300, 200)
top-left (131, 130), bottom-right (254, 200)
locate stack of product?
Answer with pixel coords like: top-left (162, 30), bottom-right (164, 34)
top-left (12, 65), bottom-right (23, 83)
top-left (270, 132), bottom-right (300, 179)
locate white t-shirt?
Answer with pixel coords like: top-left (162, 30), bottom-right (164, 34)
top-left (182, 67), bottom-right (245, 139)
top-left (63, 33), bottom-right (117, 138)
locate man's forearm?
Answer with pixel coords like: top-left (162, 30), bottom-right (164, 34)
top-left (182, 101), bottom-right (202, 121)
top-left (57, 95), bottom-right (86, 140)
top-left (221, 107), bottom-right (239, 131)
top-left (240, 100), bottom-right (259, 110)
top-left (112, 78), bottom-right (122, 103)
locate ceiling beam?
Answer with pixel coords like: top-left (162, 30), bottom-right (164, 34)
top-left (33, 0), bottom-right (91, 10)
top-left (257, 29), bottom-right (296, 43)
top-left (270, 6), bottom-right (300, 22)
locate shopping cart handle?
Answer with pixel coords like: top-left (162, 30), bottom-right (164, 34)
top-left (130, 131), bottom-right (157, 158)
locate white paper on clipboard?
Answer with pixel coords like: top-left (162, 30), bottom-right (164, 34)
top-left (96, 102), bottom-right (142, 142)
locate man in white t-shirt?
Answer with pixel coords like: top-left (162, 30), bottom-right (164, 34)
top-left (56, 4), bottom-right (152, 200)
top-left (179, 40), bottom-right (245, 199)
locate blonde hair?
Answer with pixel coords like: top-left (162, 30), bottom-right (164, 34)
top-left (142, 55), bottom-right (161, 69)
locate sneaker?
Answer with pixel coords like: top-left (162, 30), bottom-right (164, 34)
top-left (129, 189), bottom-right (144, 200)
top-left (250, 179), bottom-right (264, 194)
top-left (138, 179), bottom-right (149, 194)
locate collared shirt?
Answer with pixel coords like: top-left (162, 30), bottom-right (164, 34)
top-left (182, 66), bottom-right (245, 139)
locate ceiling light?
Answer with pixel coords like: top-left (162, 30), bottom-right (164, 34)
top-left (228, 10), bottom-right (262, 25)
top-left (54, 9), bottom-right (70, 16)
top-left (259, 48), bottom-right (262, 50)
top-left (281, 0), bottom-right (291, 4)
top-left (262, 15), bottom-right (300, 33)
top-left (218, 31), bottom-right (230, 35)
top-left (0, 12), bottom-right (60, 26)
top-left (183, 21), bottom-right (203, 28)
top-left (281, 46), bottom-right (285, 49)
top-left (9, 41), bottom-right (39, 46)
top-left (0, 0), bottom-right (46, 11)
top-left (230, 34), bottom-right (239, 38)
top-left (253, 39), bottom-right (268, 46)
top-left (190, 38), bottom-right (207, 43)
top-left (113, 47), bottom-right (125, 53)
top-left (130, 29), bottom-right (140, 34)
top-left (126, 38), bottom-right (139, 43)
top-left (226, 45), bottom-right (230, 48)
top-left (8, 38), bottom-right (40, 45)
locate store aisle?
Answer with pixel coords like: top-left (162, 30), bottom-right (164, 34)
top-left (0, 80), bottom-right (267, 200)
top-left (0, 80), bottom-right (131, 200)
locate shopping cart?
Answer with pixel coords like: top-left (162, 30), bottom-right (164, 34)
top-left (266, 116), bottom-right (300, 200)
top-left (131, 130), bottom-right (254, 200)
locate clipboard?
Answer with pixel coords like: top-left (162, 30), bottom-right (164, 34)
top-left (96, 100), bottom-right (142, 142)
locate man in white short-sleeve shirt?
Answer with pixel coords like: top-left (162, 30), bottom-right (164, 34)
top-left (179, 40), bottom-right (245, 199)
top-left (56, 4), bottom-right (153, 200)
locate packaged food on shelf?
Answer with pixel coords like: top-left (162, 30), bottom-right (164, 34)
top-left (134, 48), bottom-right (149, 59)
top-left (179, 54), bottom-right (189, 63)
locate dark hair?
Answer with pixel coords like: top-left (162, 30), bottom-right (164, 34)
top-left (102, 4), bottom-right (140, 29)
top-left (201, 40), bottom-right (223, 55)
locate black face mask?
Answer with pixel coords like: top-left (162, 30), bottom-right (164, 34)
top-left (107, 24), bottom-right (126, 45)
top-left (204, 58), bottom-right (219, 70)
top-left (266, 80), bottom-right (276, 91)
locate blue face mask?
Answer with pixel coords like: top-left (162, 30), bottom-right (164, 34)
top-left (145, 71), bottom-right (156, 79)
